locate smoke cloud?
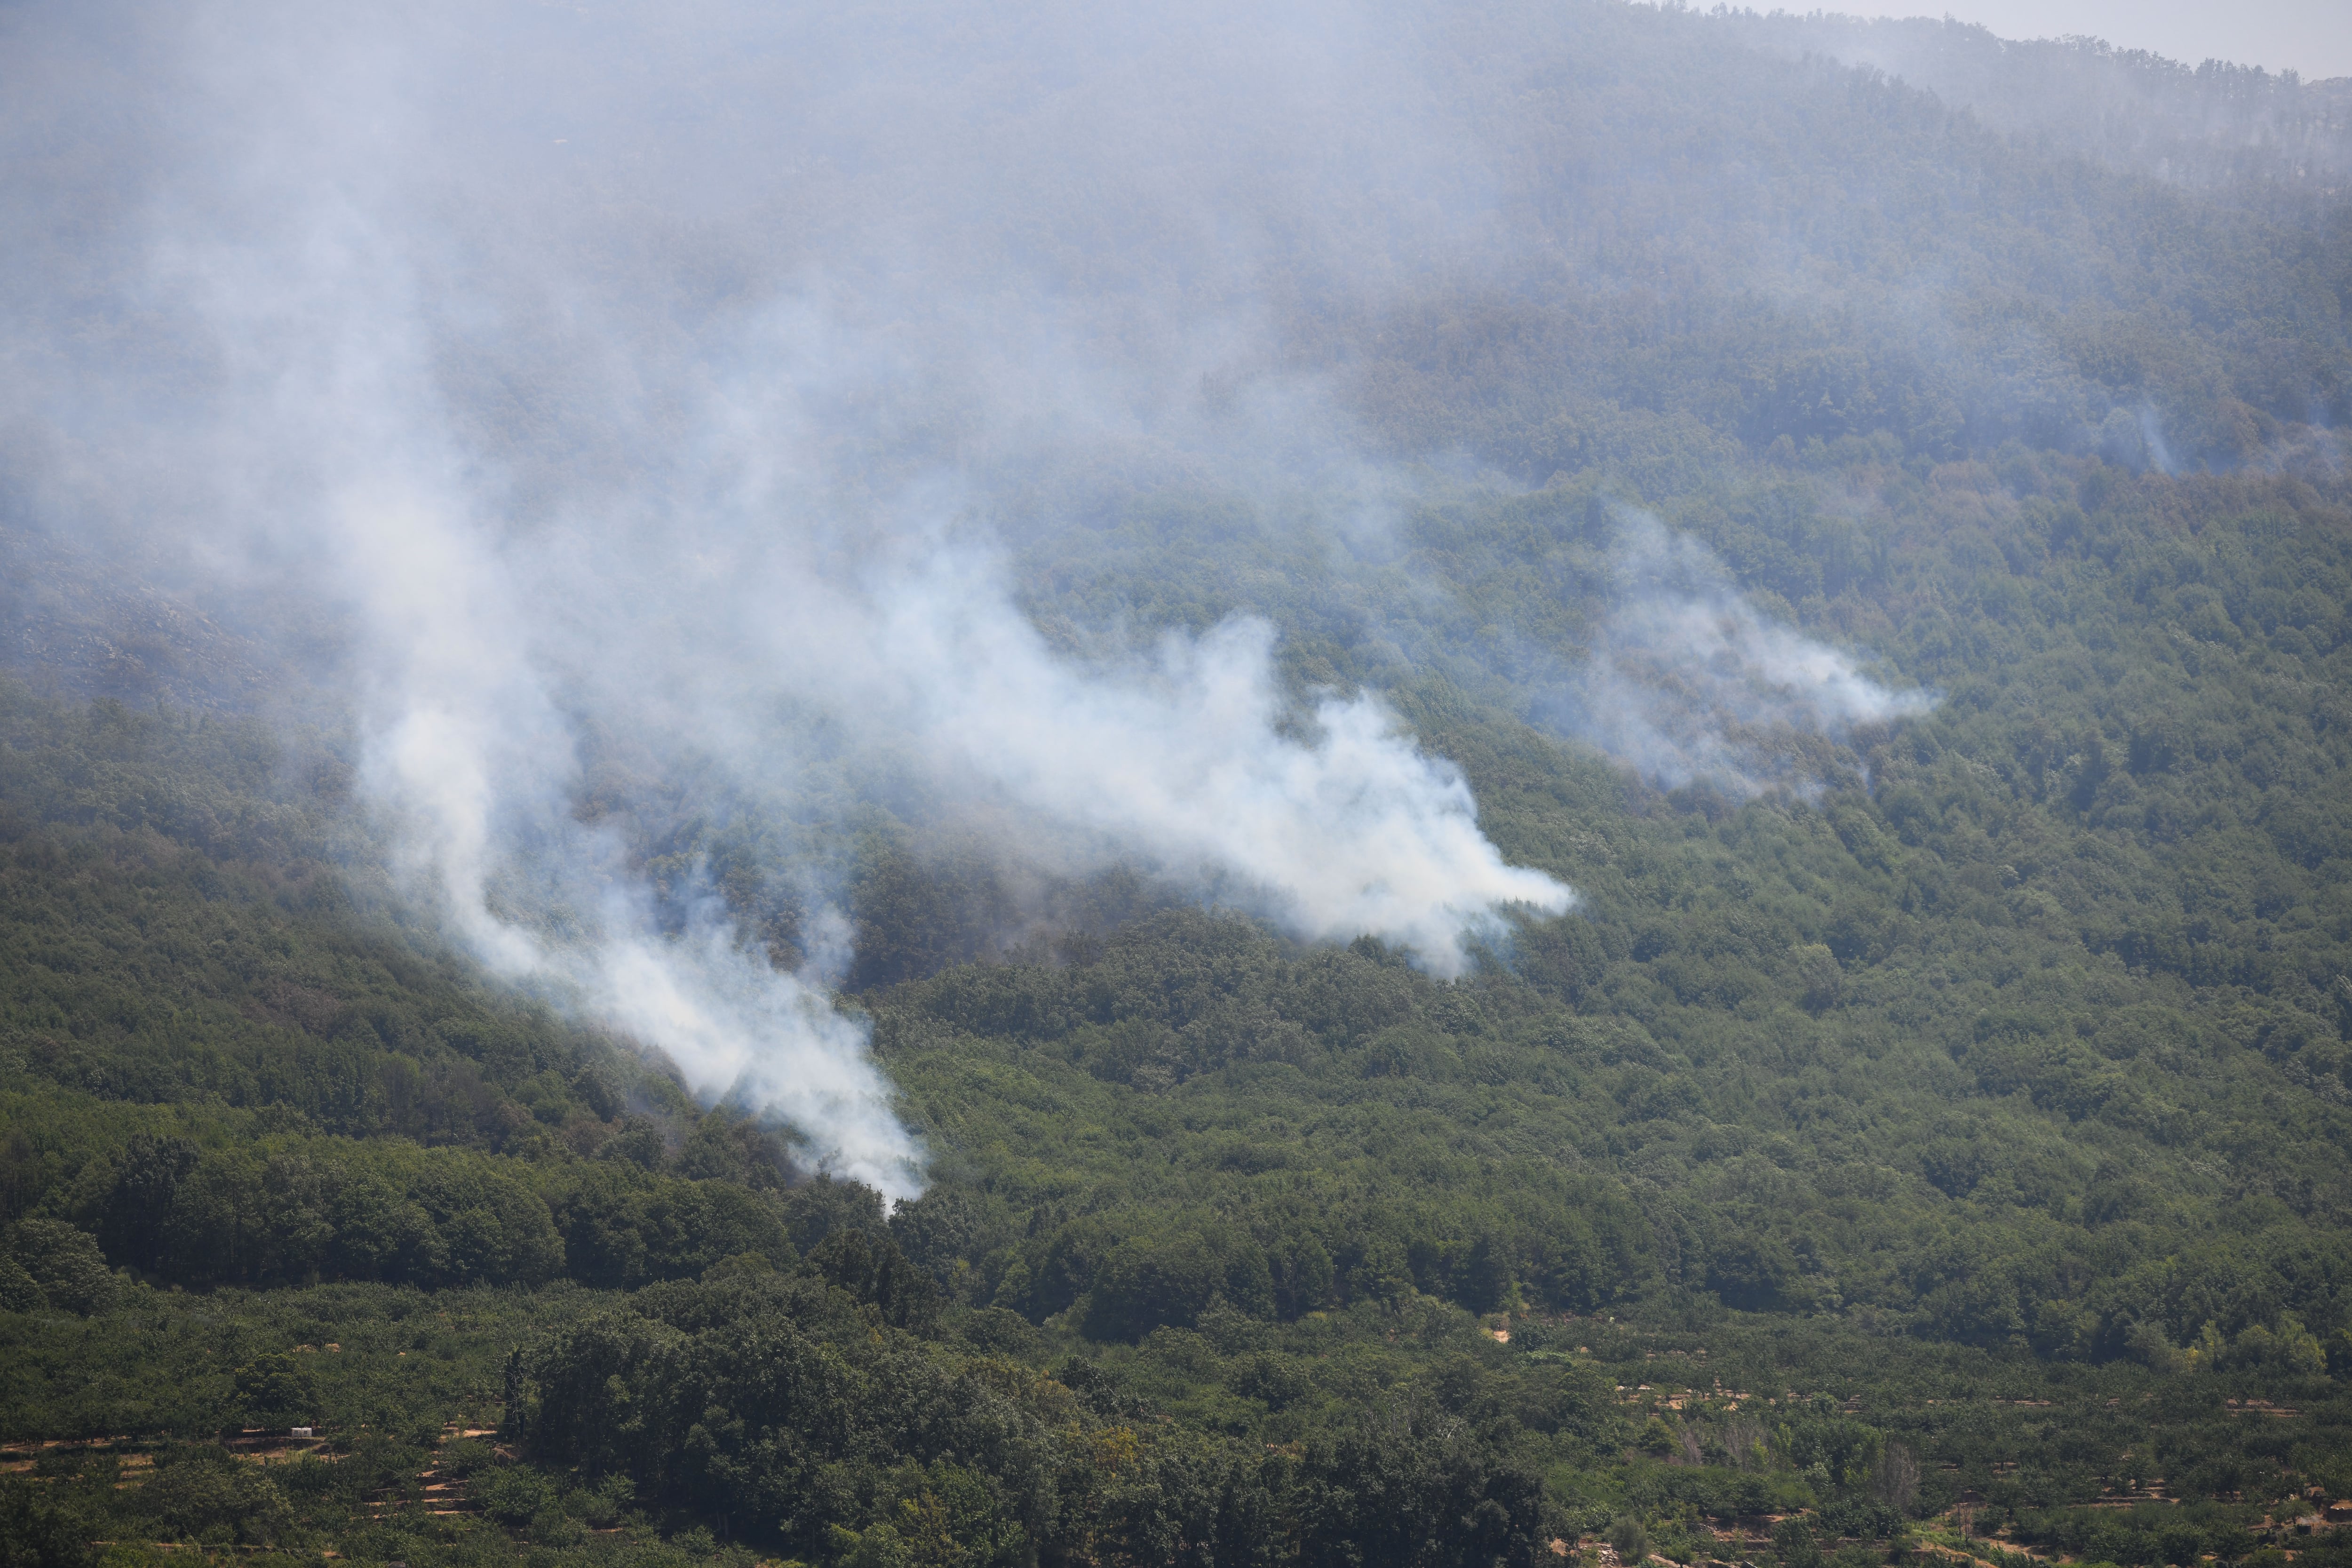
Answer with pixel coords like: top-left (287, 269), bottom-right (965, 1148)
top-left (0, 0), bottom-right (1577, 1193)
top-left (1548, 512), bottom-right (1936, 796)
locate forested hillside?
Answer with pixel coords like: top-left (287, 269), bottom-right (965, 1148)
top-left (4, 1), bottom-right (2352, 1567)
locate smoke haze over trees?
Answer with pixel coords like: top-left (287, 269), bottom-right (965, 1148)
top-left (0, 1), bottom-right (2349, 1565)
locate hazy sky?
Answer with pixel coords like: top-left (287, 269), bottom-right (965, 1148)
top-left (1786, 0), bottom-right (2352, 79)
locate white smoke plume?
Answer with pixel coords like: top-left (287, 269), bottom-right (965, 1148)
top-left (1555, 512), bottom-right (1936, 796)
top-left (0, 0), bottom-right (1574, 1194)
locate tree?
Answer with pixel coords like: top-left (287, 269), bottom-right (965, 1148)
top-left (232, 1354), bottom-right (318, 1427)
top-left (6, 1223), bottom-right (117, 1316)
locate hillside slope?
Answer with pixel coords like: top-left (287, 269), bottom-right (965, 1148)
top-left (3, 2), bottom-right (2352, 1567)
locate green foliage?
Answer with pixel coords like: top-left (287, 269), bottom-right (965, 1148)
top-left (0, 1475), bottom-right (93, 1568)
top-left (136, 1445), bottom-right (296, 1545)
top-left (3, 19), bottom-right (2352, 1567)
top-left (3, 1219), bottom-right (117, 1316)
top-left (8, 458), bottom-right (2352, 1560)
top-left (232, 1352), bottom-right (319, 1425)
top-left (517, 1266), bottom-right (1562, 1564)
top-left (1288, 1398), bottom-right (1556, 1567)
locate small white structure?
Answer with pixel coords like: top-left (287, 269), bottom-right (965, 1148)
top-left (291, 1426), bottom-right (313, 1439)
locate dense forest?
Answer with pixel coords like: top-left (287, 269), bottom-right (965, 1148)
top-left (4, 0), bottom-right (2352, 1566)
